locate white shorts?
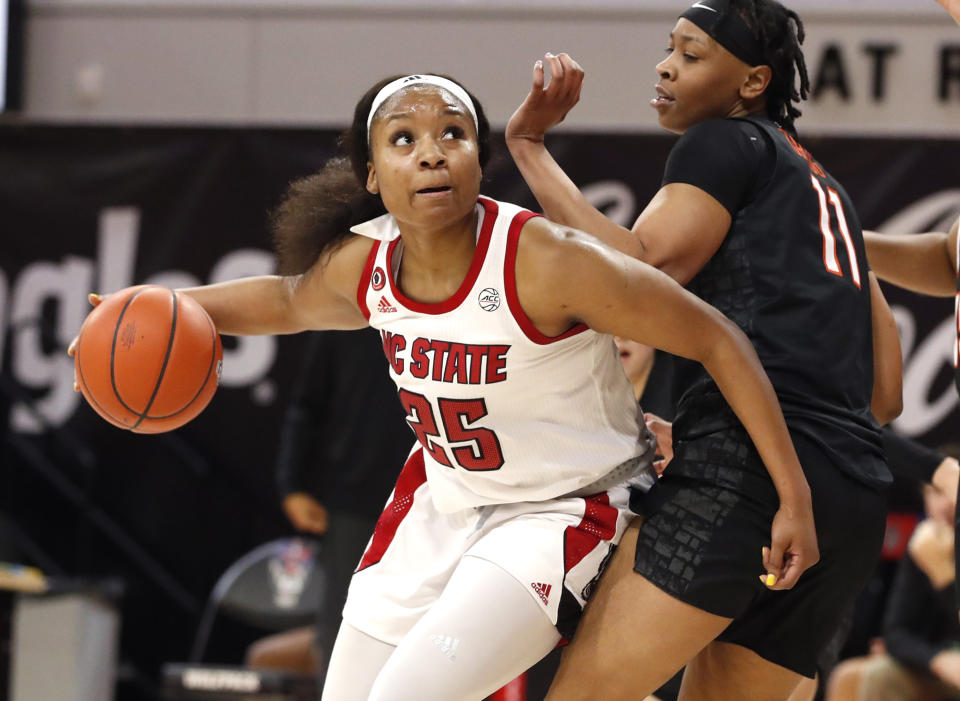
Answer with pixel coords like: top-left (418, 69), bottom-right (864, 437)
top-left (342, 447), bottom-right (635, 645)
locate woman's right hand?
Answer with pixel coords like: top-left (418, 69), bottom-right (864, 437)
top-left (762, 493), bottom-right (819, 591)
top-left (506, 52), bottom-right (584, 145)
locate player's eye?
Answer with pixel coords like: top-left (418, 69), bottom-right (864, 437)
top-left (390, 131), bottom-right (413, 146)
top-left (441, 125), bottom-right (465, 140)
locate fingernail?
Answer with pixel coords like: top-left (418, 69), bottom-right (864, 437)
top-left (759, 575), bottom-right (767, 585)
top-left (762, 546), bottom-right (769, 558)
top-left (73, 382), bottom-right (80, 393)
top-left (535, 60), bottom-right (542, 69)
top-left (88, 293), bottom-right (101, 303)
top-left (765, 573), bottom-right (777, 587)
top-left (545, 52), bottom-right (554, 58)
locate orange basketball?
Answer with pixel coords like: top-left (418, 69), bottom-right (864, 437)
top-left (74, 285), bottom-right (223, 434)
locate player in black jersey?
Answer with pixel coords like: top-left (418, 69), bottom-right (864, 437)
top-left (506, 0), bottom-right (903, 699)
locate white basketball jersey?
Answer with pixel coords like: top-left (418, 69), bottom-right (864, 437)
top-left (355, 197), bottom-right (654, 513)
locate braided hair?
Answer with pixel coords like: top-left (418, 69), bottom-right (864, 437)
top-left (272, 74), bottom-right (491, 275)
top-left (714, 0), bottom-right (810, 135)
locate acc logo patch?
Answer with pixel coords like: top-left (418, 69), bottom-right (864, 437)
top-left (371, 267), bottom-right (386, 291)
top-left (478, 288), bottom-right (500, 312)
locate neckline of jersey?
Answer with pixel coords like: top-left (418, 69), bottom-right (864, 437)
top-left (384, 197), bottom-right (498, 315)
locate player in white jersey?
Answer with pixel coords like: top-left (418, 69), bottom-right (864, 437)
top-left (77, 74), bottom-right (819, 700)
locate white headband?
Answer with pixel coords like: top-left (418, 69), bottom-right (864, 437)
top-left (366, 75), bottom-right (479, 141)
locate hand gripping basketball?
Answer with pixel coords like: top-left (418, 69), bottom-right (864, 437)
top-left (69, 285), bottom-right (223, 433)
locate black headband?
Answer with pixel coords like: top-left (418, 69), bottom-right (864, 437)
top-left (679, 0), bottom-right (765, 67)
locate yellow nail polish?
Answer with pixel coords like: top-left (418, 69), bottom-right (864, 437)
top-left (758, 575), bottom-right (767, 584)
top-left (765, 574), bottom-right (777, 587)
top-left (73, 382), bottom-right (79, 393)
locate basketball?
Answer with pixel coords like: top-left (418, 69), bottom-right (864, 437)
top-left (74, 285), bottom-right (223, 434)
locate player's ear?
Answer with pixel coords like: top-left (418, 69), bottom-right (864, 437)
top-left (741, 65), bottom-right (772, 100)
top-left (366, 162), bottom-right (379, 195)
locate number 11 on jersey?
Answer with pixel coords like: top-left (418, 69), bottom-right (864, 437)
top-left (810, 175), bottom-right (862, 289)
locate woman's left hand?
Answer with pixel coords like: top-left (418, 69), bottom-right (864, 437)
top-left (506, 53), bottom-right (584, 145)
top-left (761, 498), bottom-right (819, 590)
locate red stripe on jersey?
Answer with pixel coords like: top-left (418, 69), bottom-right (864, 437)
top-left (357, 240), bottom-right (381, 321)
top-left (504, 212), bottom-right (589, 345)
top-left (356, 448), bottom-right (427, 572)
top-left (563, 493), bottom-right (618, 573)
top-left (384, 198), bottom-right (499, 315)
top-left (489, 675), bottom-right (527, 701)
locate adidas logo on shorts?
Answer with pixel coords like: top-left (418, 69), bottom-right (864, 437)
top-left (531, 582), bottom-right (552, 605)
top-left (377, 296), bottom-right (397, 313)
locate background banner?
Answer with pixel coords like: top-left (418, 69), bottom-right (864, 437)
top-left (1, 125), bottom-right (957, 678)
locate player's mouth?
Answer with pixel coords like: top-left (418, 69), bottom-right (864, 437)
top-left (416, 186), bottom-right (453, 198)
top-left (651, 84), bottom-right (675, 109)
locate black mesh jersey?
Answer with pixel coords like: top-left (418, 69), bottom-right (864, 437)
top-left (664, 116), bottom-right (889, 489)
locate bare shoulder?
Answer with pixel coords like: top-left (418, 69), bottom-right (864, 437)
top-left (518, 214), bottom-right (601, 248)
top-left (516, 215), bottom-right (615, 277)
top-left (513, 215), bottom-right (636, 332)
top-left (294, 234), bottom-right (377, 329)
top-left (512, 216), bottom-right (599, 331)
top-left (308, 234), bottom-right (377, 297)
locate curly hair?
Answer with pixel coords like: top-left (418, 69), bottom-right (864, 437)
top-left (714, 0), bottom-right (810, 135)
top-left (272, 74), bottom-right (492, 275)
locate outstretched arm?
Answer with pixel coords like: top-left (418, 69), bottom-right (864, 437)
top-left (507, 53), bottom-right (730, 285)
top-left (517, 219), bottom-right (818, 589)
top-left (863, 217), bottom-right (958, 298)
top-left (181, 235), bottom-right (373, 335)
top-left (506, 54), bottom-right (644, 257)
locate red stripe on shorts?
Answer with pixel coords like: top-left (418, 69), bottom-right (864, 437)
top-left (563, 493), bottom-right (618, 573)
top-left (356, 448), bottom-right (427, 572)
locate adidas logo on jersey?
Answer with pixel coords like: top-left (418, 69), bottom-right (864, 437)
top-left (430, 634), bottom-right (460, 660)
top-left (531, 582), bottom-right (552, 605)
top-left (377, 296), bottom-right (397, 313)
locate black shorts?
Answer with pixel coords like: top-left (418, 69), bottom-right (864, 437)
top-left (631, 427), bottom-right (887, 678)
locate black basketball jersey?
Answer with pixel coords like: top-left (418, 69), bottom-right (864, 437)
top-left (665, 116), bottom-right (889, 489)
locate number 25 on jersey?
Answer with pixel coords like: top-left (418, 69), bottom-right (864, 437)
top-left (399, 389), bottom-right (505, 471)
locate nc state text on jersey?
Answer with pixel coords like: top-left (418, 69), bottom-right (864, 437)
top-left (380, 331), bottom-right (510, 384)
